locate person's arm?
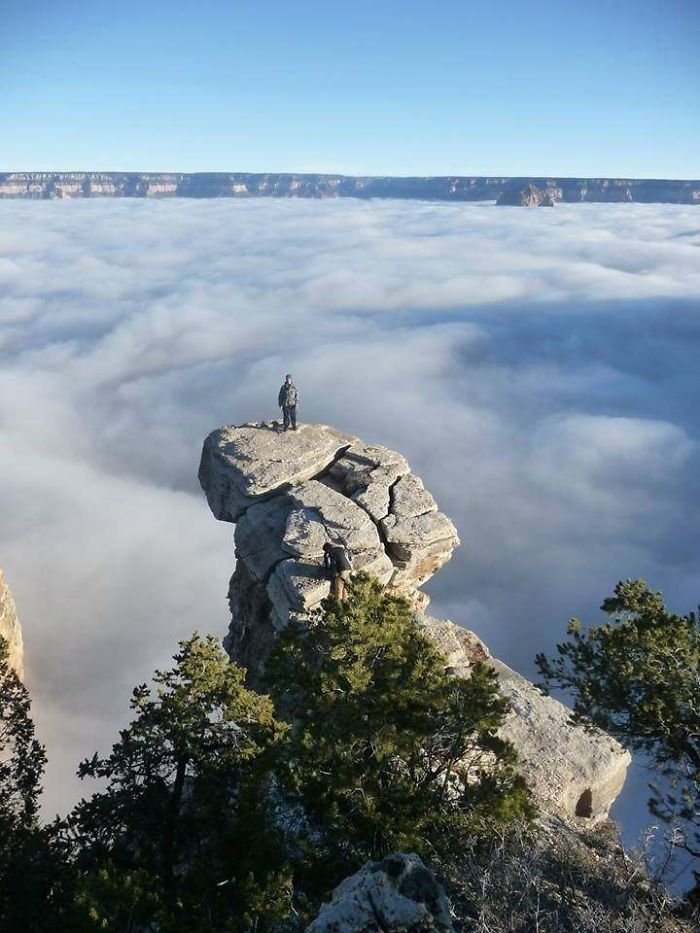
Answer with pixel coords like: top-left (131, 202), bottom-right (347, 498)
top-left (278, 386), bottom-right (284, 407)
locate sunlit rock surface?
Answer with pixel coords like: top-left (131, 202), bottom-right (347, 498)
top-left (496, 181), bottom-right (556, 206)
top-left (419, 614), bottom-right (630, 824)
top-left (0, 569), bottom-right (24, 680)
top-left (199, 421), bottom-right (630, 824)
top-left (198, 422), bottom-right (355, 522)
top-left (200, 423), bottom-right (459, 640)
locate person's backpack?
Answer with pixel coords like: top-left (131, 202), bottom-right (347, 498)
top-left (336, 547), bottom-right (353, 572)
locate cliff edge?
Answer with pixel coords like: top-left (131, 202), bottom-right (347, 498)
top-left (199, 422), bottom-right (630, 825)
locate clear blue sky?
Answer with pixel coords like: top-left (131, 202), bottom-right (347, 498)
top-left (1, 0), bottom-right (698, 177)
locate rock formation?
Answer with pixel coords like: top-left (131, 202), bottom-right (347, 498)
top-left (0, 569), bottom-right (24, 680)
top-left (305, 853), bottom-right (453, 932)
top-left (199, 422), bottom-right (630, 826)
top-left (198, 422), bottom-right (459, 665)
top-left (496, 182), bottom-right (557, 206)
top-left (420, 618), bottom-right (628, 822)
top-left (1, 171), bottom-right (699, 204)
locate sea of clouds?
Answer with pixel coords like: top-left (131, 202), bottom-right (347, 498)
top-left (1, 197), bottom-right (699, 837)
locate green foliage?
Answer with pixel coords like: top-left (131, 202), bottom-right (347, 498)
top-left (0, 637), bottom-right (45, 829)
top-left (268, 573), bottom-right (533, 896)
top-left (536, 579), bottom-right (700, 887)
top-left (68, 633), bottom-right (291, 931)
top-left (1, 582), bottom-right (532, 929)
top-left (0, 637), bottom-right (84, 932)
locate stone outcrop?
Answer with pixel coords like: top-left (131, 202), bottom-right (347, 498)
top-left (496, 182), bottom-right (557, 206)
top-left (200, 423), bottom-right (459, 669)
top-left (0, 569), bottom-right (24, 680)
top-left (199, 421), bottom-right (630, 825)
top-left (1, 171), bottom-right (699, 204)
top-left (419, 615), bottom-right (630, 823)
top-left (198, 422), bottom-right (356, 523)
top-left (305, 853), bottom-right (454, 932)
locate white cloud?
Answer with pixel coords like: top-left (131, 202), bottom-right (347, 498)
top-left (1, 197), bottom-right (699, 831)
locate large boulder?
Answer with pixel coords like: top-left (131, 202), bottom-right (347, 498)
top-left (305, 853), bottom-right (454, 932)
top-left (0, 569), bottom-right (24, 680)
top-left (198, 422), bottom-right (356, 522)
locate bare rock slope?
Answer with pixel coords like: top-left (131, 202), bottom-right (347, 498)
top-left (0, 569), bottom-right (24, 680)
top-left (199, 422), bottom-right (630, 825)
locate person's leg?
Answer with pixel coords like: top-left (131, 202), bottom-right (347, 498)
top-left (283, 405), bottom-right (291, 430)
top-left (290, 405), bottom-right (297, 429)
top-left (330, 575), bottom-right (340, 599)
top-left (338, 571), bottom-right (350, 601)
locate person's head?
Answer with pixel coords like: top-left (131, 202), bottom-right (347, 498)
top-left (322, 542), bottom-right (332, 553)
top-left (285, 373), bottom-right (293, 384)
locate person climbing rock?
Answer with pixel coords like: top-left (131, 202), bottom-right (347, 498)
top-left (278, 374), bottom-right (299, 431)
top-left (323, 541), bottom-right (353, 601)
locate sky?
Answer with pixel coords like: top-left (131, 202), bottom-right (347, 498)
top-left (1, 199), bottom-right (699, 865)
top-left (1, 0), bottom-right (699, 177)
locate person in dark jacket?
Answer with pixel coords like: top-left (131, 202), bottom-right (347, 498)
top-left (323, 541), bottom-right (353, 601)
top-left (278, 374), bottom-right (299, 431)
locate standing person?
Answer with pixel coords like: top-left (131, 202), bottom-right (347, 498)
top-left (278, 374), bottom-right (299, 431)
top-left (323, 542), bottom-right (353, 601)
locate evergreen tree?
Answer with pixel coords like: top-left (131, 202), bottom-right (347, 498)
top-left (0, 636), bottom-right (81, 932)
top-left (267, 573), bottom-right (533, 897)
top-left (536, 579), bottom-right (700, 894)
top-left (69, 633), bottom-right (290, 931)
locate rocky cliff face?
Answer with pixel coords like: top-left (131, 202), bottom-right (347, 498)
top-left (496, 182), bottom-right (556, 206)
top-left (0, 569), bottom-right (24, 680)
top-left (2, 171), bottom-right (699, 203)
top-left (199, 422), bottom-right (630, 826)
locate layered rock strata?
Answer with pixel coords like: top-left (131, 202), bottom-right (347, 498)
top-left (199, 422), bottom-right (630, 825)
top-left (2, 171), bottom-right (699, 204)
top-left (0, 569), bottom-right (24, 680)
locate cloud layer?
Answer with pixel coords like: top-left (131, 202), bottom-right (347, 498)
top-left (1, 197), bottom-right (699, 828)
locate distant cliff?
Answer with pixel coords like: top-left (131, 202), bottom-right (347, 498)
top-left (1, 171), bottom-right (699, 204)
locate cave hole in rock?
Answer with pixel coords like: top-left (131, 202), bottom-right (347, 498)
top-left (575, 788), bottom-right (593, 818)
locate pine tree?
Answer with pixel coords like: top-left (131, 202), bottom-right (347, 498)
top-left (69, 633), bottom-right (291, 931)
top-left (536, 579), bottom-right (700, 896)
top-left (267, 572), bottom-right (533, 897)
top-left (0, 636), bottom-right (81, 931)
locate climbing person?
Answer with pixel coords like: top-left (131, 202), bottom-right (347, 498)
top-left (278, 373), bottom-right (299, 431)
top-left (323, 541), bottom-right (353, 601)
